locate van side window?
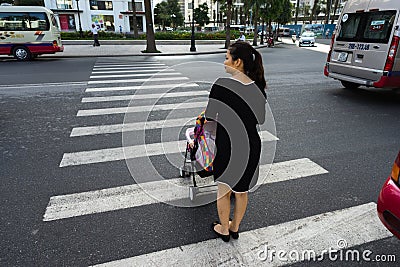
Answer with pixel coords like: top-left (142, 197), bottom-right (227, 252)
top-left (337, 10), bottom-right (397, 44)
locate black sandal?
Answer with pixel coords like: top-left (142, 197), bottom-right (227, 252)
top-left (228, 218), bottom-right (239, 239)
top-left (229, 229), bottom-right (239, 239)
top-left (212, 222), bottom-right (230, 242)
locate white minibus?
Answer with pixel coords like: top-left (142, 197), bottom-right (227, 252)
top-left (0, 6), bottom-right (63, 60)
top-left (324, 0), bottom-right (400, 89)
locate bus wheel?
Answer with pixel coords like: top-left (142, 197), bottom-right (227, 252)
top-left (341, 81), bottom-right (360, 89)
top-left (13, 46), bottom-right (31, 61)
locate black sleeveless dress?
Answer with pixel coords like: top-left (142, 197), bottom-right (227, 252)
top-left (205, 78), bottom-right (266, 192)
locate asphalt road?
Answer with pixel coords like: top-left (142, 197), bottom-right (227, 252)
top-left (1, 43), bottom-right (400, 266)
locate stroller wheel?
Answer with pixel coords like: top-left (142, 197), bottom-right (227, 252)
top-left (189, 186), bottom-right (199, 201)
top-left (179, 167), bottom-right (186, 178)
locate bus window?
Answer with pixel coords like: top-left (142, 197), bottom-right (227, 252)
top-left (0, 13), bottom-right (28, 31)
top-left (50, 14), bottom-right (59, 28)
top-left (27, 12), bottom-right (49, 31)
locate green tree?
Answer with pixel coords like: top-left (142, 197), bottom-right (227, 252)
top-left (131, 0), bottom-right (139, 38)
top-left (214, 0), bottom-right (233, 49)
top-left (154, 1), bottom-right (169, 30)
top-left (331, 0), bottom-right (340, 24)
top-left (0, 0), bottom-right (13, 5)
top-left (310, 0), bottom-right (321, 23)
top-left (277, 0), bottom-right (292, 25)
top-left (144, 0), bottom-right (157, 52)
top-left (194, 3), bottom-right (210, 27)
top-left (8, 0), bottom-right (44, 5)
top-left (154, 0), bottom-right (183, 30)
top-left (295, 0), bottom-right (300, 24)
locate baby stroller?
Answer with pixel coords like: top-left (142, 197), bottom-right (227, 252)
top-left (179, 111), bottom-right (217, 200)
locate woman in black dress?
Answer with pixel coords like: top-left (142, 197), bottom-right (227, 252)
top-left (205, 41), bottom-right (267, 242)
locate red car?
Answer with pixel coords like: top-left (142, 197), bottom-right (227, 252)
top-left (377, 151), bottom-right (400, 238)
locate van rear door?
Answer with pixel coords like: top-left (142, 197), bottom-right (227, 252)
top-left (331, 9), bottom-right (398, 82)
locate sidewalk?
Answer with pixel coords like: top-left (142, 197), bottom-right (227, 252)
top-left (46, 39), bottom-right (275, 58)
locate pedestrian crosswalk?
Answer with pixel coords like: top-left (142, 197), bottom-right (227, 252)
top-left (44, 59), bottom-right (392, 266)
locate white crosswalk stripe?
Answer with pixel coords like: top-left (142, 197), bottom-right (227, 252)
top-left (49, 60), bottom-right (390, 266)
top-left (87, 76), bottom-right (189, 84)
top-left (85, 83), bottom-right (199, 92)
top-left (45, 158), bottom-right (326, 221)
top-left (76, 101), bottom-right (208, 116)
top-left (91, 68), bottom-right (175, 74)
top-left (91, 202), bottom-right (391, 267)
top-left (89, 72), bottom-right (182, 79)
top-left (71, 117), bottom-right (196, 137)
top-left (60, 130), bottom-right (278, 167)
top-left (81, 90), bottom-right (209, 103)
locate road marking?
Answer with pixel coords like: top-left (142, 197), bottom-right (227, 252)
top-left (45, 158), bottom-right (326, 221)
top-left (92, 66), bottom-right (167, 71)
top-left (59, 130), bottom-right (278, 167)
top-left (0, 81), bottom-right (87, 89)
top-left (81, 90), bottom-right (209, 103)
top-left (90, 202), bottom-right (391, 266)
top-left (70, 117), bottom-right (196, 137)
top-left (85, 83), bottom-right (199, 92)
top-left (87, 77), bottom-right (189, 85)
top-left (93, 63), bottom-right (166, 68)
top-left (76, 101), bottom-right (207, 117)
top-left (91, 69), bottom-right (174, 74)
top-left (89, 72), bottom-right (182, 79)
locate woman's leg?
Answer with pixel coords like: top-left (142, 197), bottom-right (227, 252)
top-left (230, 192), bottom-right (248, 232)
top-left (214, 183), bottom-right (232, 235)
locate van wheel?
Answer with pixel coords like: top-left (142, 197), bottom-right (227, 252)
top-left (341, 81), bottom-right (360, 89)
top-left (13, 46), bottom-right (31, 61)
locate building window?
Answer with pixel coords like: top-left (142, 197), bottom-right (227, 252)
top-left (90, 0), bottom-right (113, 10)
top-left (128, 2), bottom-right (143, 12)
top-left (56, 0), bottom-right (73, 9)
top-left (91, 14), bottom-right (114, 31)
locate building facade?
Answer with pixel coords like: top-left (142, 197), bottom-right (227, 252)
top-left (44, 0), bottom-right (153, 33)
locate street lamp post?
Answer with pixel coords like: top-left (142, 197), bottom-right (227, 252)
top-left (190, 0), bottom-right (196, 52)
top-left (76, 0), bottom-right (83, 38)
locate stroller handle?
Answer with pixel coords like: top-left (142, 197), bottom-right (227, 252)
top-left (185, 127), bottom-right (195, 142)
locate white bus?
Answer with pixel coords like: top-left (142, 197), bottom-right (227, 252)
top-left (0, 6), bottom-right (63, 60)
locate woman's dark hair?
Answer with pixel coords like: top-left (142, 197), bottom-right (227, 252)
top-left (228, 41), bottom-right (267, 94)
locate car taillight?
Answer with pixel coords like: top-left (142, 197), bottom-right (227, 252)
top-left (326, 33), bottom-right (335, 63)
top-left (324, 33), bottom-right (335, 76)
top-left (384, 36), bottom-right (399, 72)
top-left (391, 152), bottom-right (400, 183)
top-left (53, 40), bottom-right (58, 47)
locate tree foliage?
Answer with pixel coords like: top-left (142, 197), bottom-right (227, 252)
top-left (194, 3), bottom-right (210, 27)
top-left (154, 0), bottom-right (184, 29)
top-left (2, 0), bottom-right (44, 5)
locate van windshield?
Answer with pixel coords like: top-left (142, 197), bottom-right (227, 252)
top-left (337, 10), bottom-right (397, 43)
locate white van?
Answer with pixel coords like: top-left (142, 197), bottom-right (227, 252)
top-left (278, 28), bottom-right (291, 37)
top-left (324, 0), bottom-right (400, 89)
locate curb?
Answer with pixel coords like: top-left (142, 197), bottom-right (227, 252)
top-left (42, 43), bottom-right (279, 58)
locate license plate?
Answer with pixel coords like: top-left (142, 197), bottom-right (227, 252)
top-left (338, 52), bottom-right (348, 62)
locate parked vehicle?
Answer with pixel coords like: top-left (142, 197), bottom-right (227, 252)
top-left (324, 0), bottom-right (400, 89)
top-left (0, 6), bottom-right (63, 60)
top-left (299, 31), bottom-right (315, 47)
top-left (277, 28), bottom-right (291, 37)
top-left (377, 151), bottom-right (400, 239)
